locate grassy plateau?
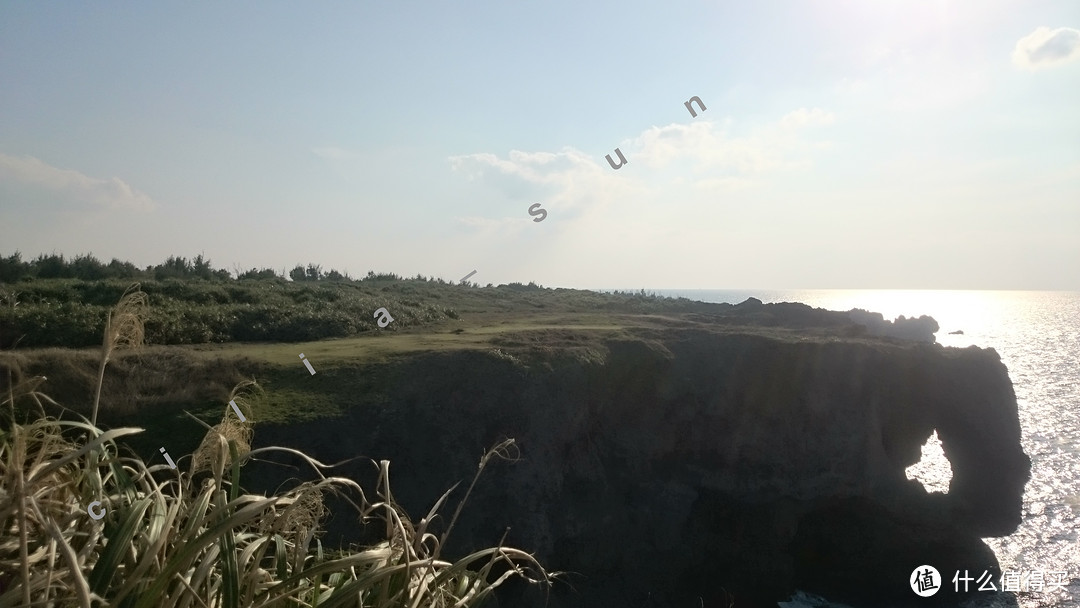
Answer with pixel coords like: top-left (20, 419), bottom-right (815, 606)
top-left (0, 262), bottom-right (735, 607)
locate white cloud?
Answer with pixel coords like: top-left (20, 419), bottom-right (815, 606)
top-left (1012, 27), bottom-right (1080, 70)
top-left (0, 153), bottom-right (155, 212)
top-left (442, 108), bottom-right (836, 277)
top-left (630, 112), bottom-right (833, 176)
top-left (448, 145), bottom-right (633, 218)
top-left (448, 148), bottom-right (599, 185)
top-left (448, 109), bottom-right (835, 216)
top-left (780, 108), bottom-right (836, 129)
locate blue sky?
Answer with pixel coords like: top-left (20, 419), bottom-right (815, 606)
top-left (1, 1), bottom-right (1077, 289)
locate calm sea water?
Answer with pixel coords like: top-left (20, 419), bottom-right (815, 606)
top-left (646, 290), bottom-right (1080, 608)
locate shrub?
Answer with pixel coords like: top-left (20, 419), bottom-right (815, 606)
top-left (238, 267), bottom-right (282, 281)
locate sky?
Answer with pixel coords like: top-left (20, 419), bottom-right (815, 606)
top-left (1, 1), bottom-right (1078, 290)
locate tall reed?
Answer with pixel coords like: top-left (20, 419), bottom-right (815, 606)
top-left (90, 283), bottom-right (147, 426)
top-left (1, 288), bottom-right (553, 607)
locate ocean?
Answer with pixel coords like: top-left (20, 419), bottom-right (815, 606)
top-left (647, 290), bottom-right (1080, 608)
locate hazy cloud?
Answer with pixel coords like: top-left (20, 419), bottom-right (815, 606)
top-left (780, 108), bottom-right (835, 129)
top-left (448, 148), bottom-right (597, 184)
top-left (449, 108), bottom-right (834, 217)
top-left (448, 146), bottom-right (623, 211)
top-left (0, 153), bottom-right (155, 212)
top-left (1012, 27), bottom-right (1080, 69)
top-left (453, 215), bottom-right (526, 231)
top-left (631, 110), bottom-right (833, 175)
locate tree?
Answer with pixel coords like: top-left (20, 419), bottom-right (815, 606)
top-left (34, 253), bottom-right (73, 279)
top-left (154, 256), bottom-right (193, 280)
top-left (0, 251), bottom-right (31, 283)
top-left (305, 263), bottom-right (323, 281)
top-left (71, 254), bottom-right (108, 280)
top-left (191, 254), bottom-right (214, 280)
top-left (106, 258), bottom-right (140, 278)
top-left (289, 265), bottom-right (307, 282)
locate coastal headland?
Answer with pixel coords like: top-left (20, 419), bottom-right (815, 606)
top-left (1, 281), bottom-right (1031, 606)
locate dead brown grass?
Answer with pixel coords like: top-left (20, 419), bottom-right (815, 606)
top-left (91, 283), bottom-right (149, 425)
top-left (0, 346), bottom-right (265, 419)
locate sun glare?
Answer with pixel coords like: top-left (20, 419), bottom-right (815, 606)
top-left (789, 290), bottom-right (1017, 347)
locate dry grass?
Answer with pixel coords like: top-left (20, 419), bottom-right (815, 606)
top-left (0, 346), bottom-right (262, 421)
top-left (0, 286), bottom-right (554, 607)
top-left (92, 283), bottom-right (149, 426)
top-left (0, 402), bottom-right (552, 606)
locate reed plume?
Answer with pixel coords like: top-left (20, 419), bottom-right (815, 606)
top-left (90, 283), bottom-right (147, 426)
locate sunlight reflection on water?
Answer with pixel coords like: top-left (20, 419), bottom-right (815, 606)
top-left (905, 430), bottom-right (952, 494)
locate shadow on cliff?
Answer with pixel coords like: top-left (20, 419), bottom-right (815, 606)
top-left (236, 311), bottom-right (1030, 607)
top-left (6, 299), bottom-right (1031, 607)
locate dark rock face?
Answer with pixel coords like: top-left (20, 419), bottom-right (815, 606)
top-left (847, 308), bottom-right (941, 343)
top-left (248, 306), bottom-right (1030, 607)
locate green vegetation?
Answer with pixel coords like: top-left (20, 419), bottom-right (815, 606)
top-left (0, 286), bottom-right (553, 606)
top-left (0, 251), bottom-right (709, 350)
top-left (0, 276), bottom-right (458, 349)
top-left (0, 252), bottom-right (720, 465)
top-left (0, 253), bottom-right (724, 605)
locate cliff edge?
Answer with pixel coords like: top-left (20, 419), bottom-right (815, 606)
top-left (241, 301), bottom-right (1030, 607)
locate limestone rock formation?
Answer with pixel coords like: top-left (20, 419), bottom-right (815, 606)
top-left (847, 308), bottom-right (941, 343)
top-left (246, 303), bottom-right (1030, 607)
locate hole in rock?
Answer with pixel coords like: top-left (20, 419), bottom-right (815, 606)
top-left (904, 430), bottom-right (953, 494)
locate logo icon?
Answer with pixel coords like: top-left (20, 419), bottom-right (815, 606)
top-left (228, 399), bottom-right (247, 422)
top-left (87, 500), bottom-right (106, 520)
top-left (528, 203), bottom-right (547, 222)
top-left (605, 147), bottom-right (628, 170)
top-left (374, 307), bottom-right (395, 328)
top-left (911, 565), bottom-right (941, 597)
top-left (299, 353), bottom-right (317, 375)
top-left (159, 446), bottom-right (178, 469)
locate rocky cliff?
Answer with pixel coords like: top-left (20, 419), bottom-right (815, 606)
top-left (241, 301), bottom-right (1030, 607)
